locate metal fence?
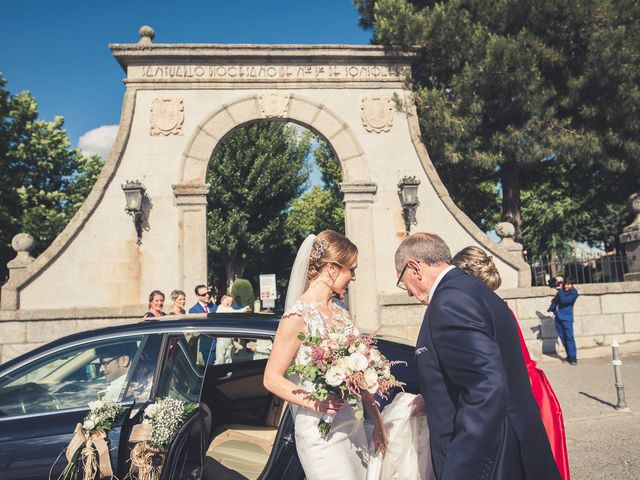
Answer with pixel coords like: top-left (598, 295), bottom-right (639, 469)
top-left (527, 251), bottom-right (631, 287)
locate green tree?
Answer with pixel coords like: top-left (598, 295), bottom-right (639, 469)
top-left (206, 122), bottom-right (311, 288)
top-left (355, 0), bottom-right (639, 248)
top-left (0, 75), bottom-right (102, 279)
top-left (286, 138), bottom-right (345, 245)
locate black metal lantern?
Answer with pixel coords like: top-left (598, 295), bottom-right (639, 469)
top-left (121, 180), bottom-right (146, 244)
top-left (398, 176), bottom-right (421, 235)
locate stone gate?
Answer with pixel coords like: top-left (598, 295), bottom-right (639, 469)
top-left (1, 30), bottom-right (530, 333)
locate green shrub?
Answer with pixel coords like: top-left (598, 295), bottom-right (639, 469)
top-left (231, 279), bottom-right (254, 307)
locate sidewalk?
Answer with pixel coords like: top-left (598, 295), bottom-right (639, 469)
top-left (540, 342), bottom-right (640, 480)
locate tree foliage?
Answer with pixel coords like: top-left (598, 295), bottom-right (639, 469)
top-left (286, 138), bottom-right (345, 244)
top-left (0, 75), bottom-right (102, 279)
top-left (355, 0), bottom-right (639, 252)
top-left (206, 122), bottom-right (311, 288)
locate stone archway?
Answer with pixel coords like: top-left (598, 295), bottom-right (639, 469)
top-left (1, 35), bottom-right (529, 334)
top-left (173, 94), bottom-right (378, 327)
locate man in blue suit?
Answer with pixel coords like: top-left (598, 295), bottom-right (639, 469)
top-left (189, 285), bottom-right (217, 314)
top-left (395, 233), bottom-right (559, 480)
top-left (548, 276), bottom-right (580, 365)
top-left (189, 284), bottom-right (217, 364)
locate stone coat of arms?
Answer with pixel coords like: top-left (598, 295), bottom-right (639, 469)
top-left (361, 96), bottom-right (393, 133)
top-left (258, 93), bottom-right (291, 118)
top-left (150, 98), bottom-right (185, 136)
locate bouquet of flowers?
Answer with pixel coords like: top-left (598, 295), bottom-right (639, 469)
top-left (128, 397), bottom-right (196, 480)
top-left (286, 326), bottom-right (404, 435)
top-left (57, 399), bottom-right (124, 480)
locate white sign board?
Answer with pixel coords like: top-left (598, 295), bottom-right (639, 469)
top-left (259, 274), bottom-right (277, 301)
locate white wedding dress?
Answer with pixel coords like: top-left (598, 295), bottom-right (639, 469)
top-left (285, 300), bottom-right (435, 480)
top-left (285, 300), bottom-right (370, 480)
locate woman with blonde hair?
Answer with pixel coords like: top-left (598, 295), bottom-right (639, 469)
top-left (168, 289), bottom-right (186, 315)
top-left (264, 230), bottom-right (387, 479)
top-left (452, 246), bottom-right (570, 480)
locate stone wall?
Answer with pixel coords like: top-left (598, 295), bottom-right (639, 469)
top-left (0, 307), bottom-right (143, 363)
top-left (1, 282), bottom-right (638, 364)
top-left (379, 281), bottom-right (640, 360)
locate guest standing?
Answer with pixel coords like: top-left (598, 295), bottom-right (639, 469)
top-left (452, 246), bottom-right (570, 480)
top-left (548, 277), bottom-right (579, 365)
top-left (189, 284), bottom-right (217, 314)
top-left (169, 289), bottom-right (186, 315)
top-left (143, 290), bottom-right (166, 319)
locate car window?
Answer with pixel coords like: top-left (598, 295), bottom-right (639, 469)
top-left (155, 333), bottom-right (208, 403)
top-left (214, 336), bottom-right (273, 364)
top-left (0, 336), bottom-right (145, 418)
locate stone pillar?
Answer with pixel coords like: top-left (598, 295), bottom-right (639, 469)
top-left (620, 192), bottom-right (640, 281)
top-left (7, 233), bottom-right (36, 281)
top-left (173, 184), bottom-right (210, 293)
top-left (340, 181), bottom-right (378, 331)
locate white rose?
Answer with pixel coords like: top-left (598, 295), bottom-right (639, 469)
top-left (297, 345), bottom-right (312, 365)
top-left (369, 348), bottom-right (382, 364)
top-left (88, 400), bottom-right (103, 411)
top-left (348, 344), bottom-right (357, 354)
top-left (302, 380), bottom-right (317, 392)
top-left (336, 356), bottom-right (349, 370)
top-left (347, 352), bottom-right (368, 372)
top-left (83, 419), bottom-right (96, 431)
top-left (357, 343), bottom-right (367, 354)
top-left (326, 366), bottom-right (347, 386)
top-left (364, 367), bottom-right (379, 390)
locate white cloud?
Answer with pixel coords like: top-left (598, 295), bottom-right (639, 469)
top-left (78, 125), bottom-right (118, 159)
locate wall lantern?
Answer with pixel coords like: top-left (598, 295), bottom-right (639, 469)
top-left (121, 180), bottom-right (146, 244)
top-left (398, 176), bottom-right (421, 235)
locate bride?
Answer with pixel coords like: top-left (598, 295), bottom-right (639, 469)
top-left (263, 230), bottom-right (385, 479)
top-left (264, 230), bottom-right (433, 480)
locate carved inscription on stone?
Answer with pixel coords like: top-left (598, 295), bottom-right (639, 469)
top-left (360, 96), bottom-right (393, 133)
top-left (150, 98), bottom-right (184, 136)
top-left (258, 93), bottom-right (291, 118)
top-left (137, 64), bottom-right (411, 82)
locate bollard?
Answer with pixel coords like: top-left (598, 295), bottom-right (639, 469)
top-left (611, 340), bottom-right (628, 410)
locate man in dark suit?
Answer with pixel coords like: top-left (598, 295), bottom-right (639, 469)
top-left (395, 233), bottom-right (560, 479)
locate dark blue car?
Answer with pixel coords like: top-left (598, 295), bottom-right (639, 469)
top-left (0, 314), bottom-right (417, 479)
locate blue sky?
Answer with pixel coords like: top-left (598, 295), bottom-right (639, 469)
top-left (1, 0), bottom-right (370, 156)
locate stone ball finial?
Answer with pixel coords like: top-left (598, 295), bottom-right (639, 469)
top-left (495, 221), bottom-right (516, 239)
top-left (11, 233), bottom-right (35, 253)
top-left (624, 191), bottom-right (640, 232)
top-left (139, 25), bottom-right (155, 44)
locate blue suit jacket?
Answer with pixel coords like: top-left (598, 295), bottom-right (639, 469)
top-left (548, 288), bottom-right (579, 322)
top-left (188, 302), bottom-right (217, 314)
top-left (415, 268), bottom-right (559, 480)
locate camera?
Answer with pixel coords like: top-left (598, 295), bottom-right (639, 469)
top-left (547, 277), bottom-right (562, 289)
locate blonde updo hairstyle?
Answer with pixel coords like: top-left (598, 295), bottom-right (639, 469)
top-left (307, 230), bottom-right (358, 281)
top-left (452, 246), bottom-right (502, 291)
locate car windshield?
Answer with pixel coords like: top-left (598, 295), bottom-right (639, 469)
top-left (0, 336), bottom-right (145, 417)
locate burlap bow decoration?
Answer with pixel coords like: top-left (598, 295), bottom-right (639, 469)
top-left (127, 423), bottom-right (164, 480)
top-left (65, 423), bottom-right (114, 480)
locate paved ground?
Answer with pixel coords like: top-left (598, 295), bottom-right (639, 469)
top-left (540, 341), bottom-right (640, 480)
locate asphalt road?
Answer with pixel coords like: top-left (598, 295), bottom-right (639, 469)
top-left (541, 345), bottom-right (640, 480)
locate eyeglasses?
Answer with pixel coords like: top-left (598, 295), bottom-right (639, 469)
top-left (396, 263), bottom-right (410, 291)
top-left (99, 357), bottom-right (116, 368)
top-left (197, 291), bottom-right (210, 297)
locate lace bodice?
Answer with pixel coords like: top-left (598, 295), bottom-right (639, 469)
top-left (283, 299), bottom-right (354, 365)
